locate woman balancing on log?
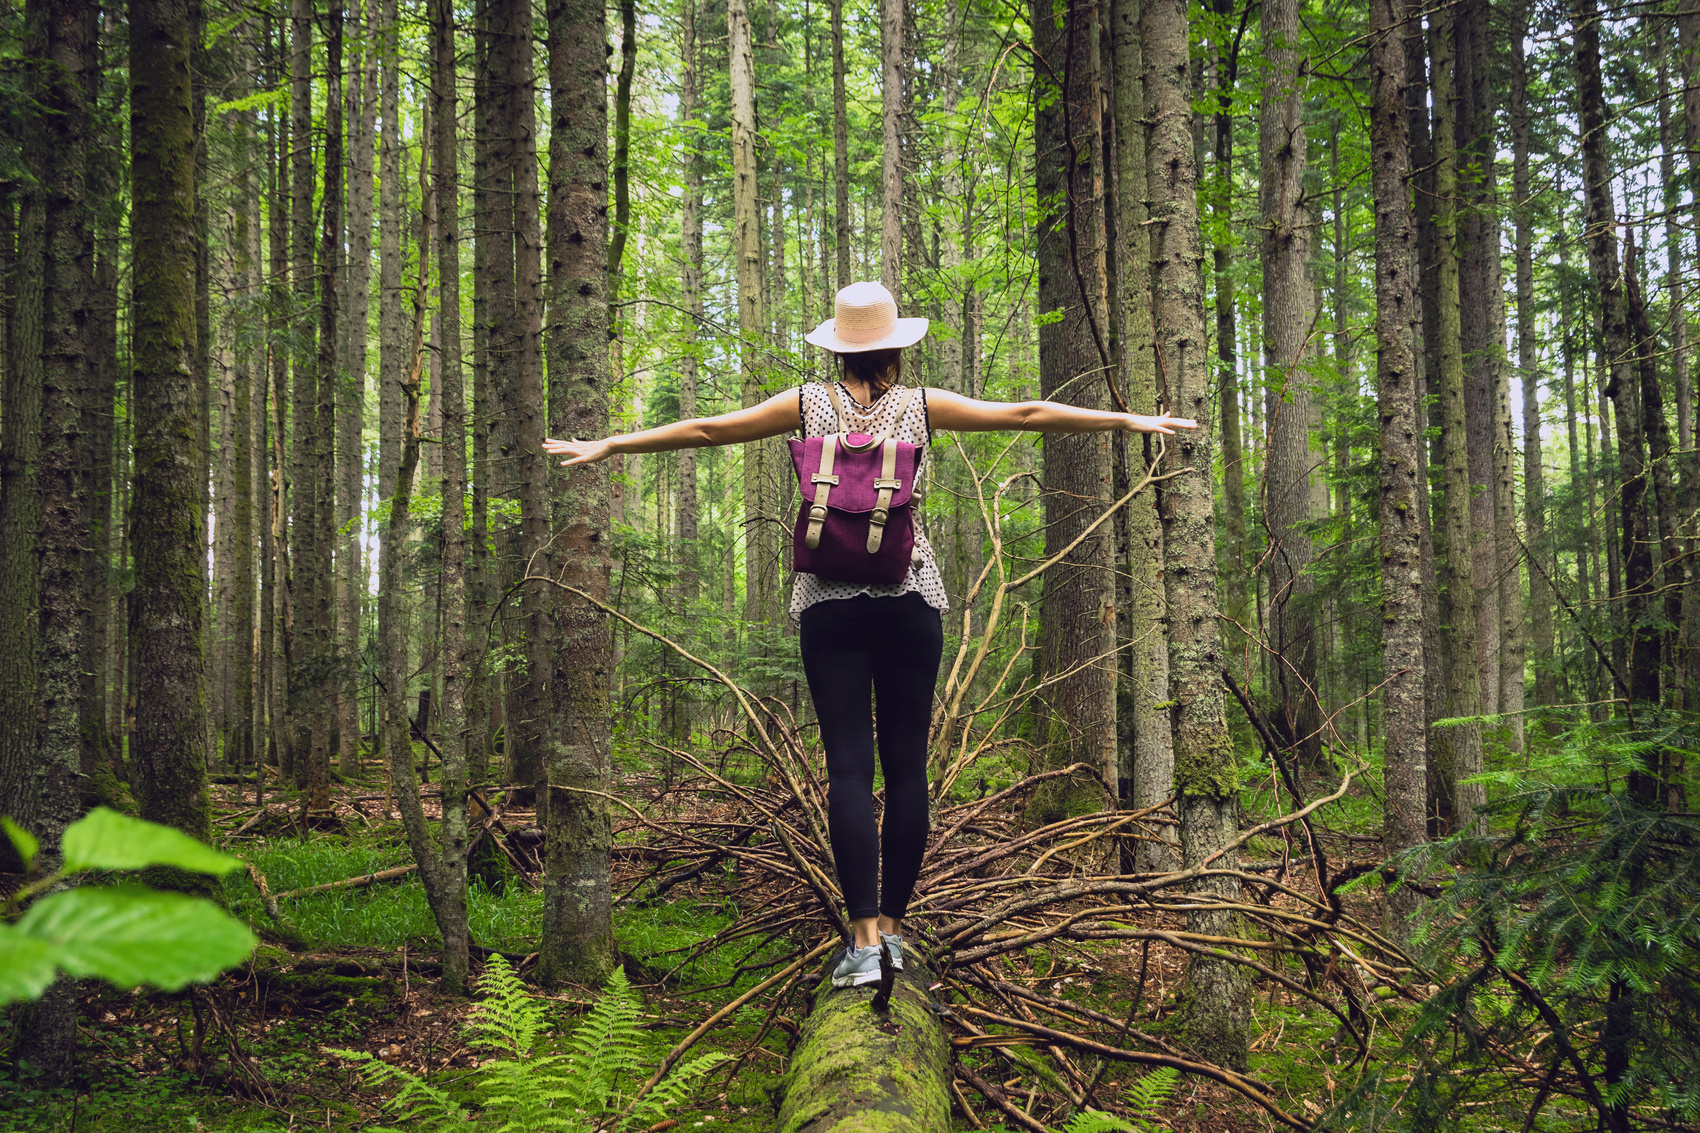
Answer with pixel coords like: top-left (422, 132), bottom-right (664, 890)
top-left (545, 282), bottom-right (1196, 989)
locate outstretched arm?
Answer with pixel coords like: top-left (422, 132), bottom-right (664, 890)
top-left (925, 387), bottom-right (1197, 435)
top-left (545, 389), bottom-right (800, 466)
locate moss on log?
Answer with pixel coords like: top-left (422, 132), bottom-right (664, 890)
top-left (776, 959), bottom-right (952, 1133)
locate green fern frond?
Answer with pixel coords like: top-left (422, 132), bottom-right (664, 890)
top-left (1061, 1109), bottom-right (1143, 1132)
top-left (633, 1051), bottom-right (729, 1124)
top-left (1122, 1065), bottom-right (1179, 1116)
top-left (466, 953), bottom-right (550, 1057)
top-left (325, 1048), bottom-right (467, 1128)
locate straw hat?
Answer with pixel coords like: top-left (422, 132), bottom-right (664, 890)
top-left (804, 281), bottom-right (930, 353)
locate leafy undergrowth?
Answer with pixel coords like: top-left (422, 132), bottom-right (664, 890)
top-left (1, 765), bottom-right (1466, 1133)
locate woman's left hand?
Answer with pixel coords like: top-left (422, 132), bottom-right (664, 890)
top-left (543, 436), bottom-right (618, 465)
top-left (1126, 413), bottom-right (1199, 435)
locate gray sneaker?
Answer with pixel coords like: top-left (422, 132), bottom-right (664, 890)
top-left (879, 931), bottom-right (905, 971)
top-left (830, 944), bottom-right (883, 988)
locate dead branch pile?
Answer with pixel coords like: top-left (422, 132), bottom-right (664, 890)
top-left (589, 687), bottom-right (1427, 1133)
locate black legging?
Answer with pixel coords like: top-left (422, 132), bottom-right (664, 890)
top-left (799, 591), bottom-right (944, 922)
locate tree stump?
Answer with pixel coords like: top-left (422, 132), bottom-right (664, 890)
top-left (776, 956), bottom-right (952, 1133)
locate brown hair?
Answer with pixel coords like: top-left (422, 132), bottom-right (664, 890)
top-left (837, 348), bottom-right (903, 400)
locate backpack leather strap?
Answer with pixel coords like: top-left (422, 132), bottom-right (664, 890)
top-left (804, 434), bottom-right (840, 550)
top-left (867, 438), bottom-right (903, 553)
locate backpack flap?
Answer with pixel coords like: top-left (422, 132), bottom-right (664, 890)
top-left (789, 437), bottom-right (920, 511)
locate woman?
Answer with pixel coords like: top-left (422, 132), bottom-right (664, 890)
top-left (545, 281), bottom-right (1196, 988)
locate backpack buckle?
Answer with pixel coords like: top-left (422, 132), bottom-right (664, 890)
top-left (870, 508), bottom-right (889, 527)
top-left (809, 504), bottom-right (828, 520)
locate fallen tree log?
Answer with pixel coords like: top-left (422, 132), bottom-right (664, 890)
top-left (776, 955), bottom-right (952, 1133)
top-left (270, 864), bottom-right (417, 900)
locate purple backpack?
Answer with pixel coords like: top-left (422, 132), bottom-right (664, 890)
top-left (789, 385), bottom-right (922, 586)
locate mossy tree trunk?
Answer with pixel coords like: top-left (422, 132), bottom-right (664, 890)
top-left (1109, 0), bottom-right (1175, 863)
top-left (776, 965), bottom-right (952, 1133)
top-left (1368, 0), bottom-right (1427, 939)
top-left (1143, 0), bottom-right (1250, 1071)
top-left (1429, 3), bottom-right (1485, 835)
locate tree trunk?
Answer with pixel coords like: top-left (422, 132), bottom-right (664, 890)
top-left (831, 0), bottom-right (850, 292)
top-left (730, 0), bottom-right (775, 634)
top-left (776, 962), bottom-right (952, 1133)
top-left (131, 0), bottom-right (214, 861)
top-left (288, 0), bottom-right (320, 798)
top-left (340, 0), bottom-right (376, 776)
top-left (1144, 0), bottom-right (1249, 1071)
top-left (880, 0), bottom-right (902, 291)
top-left (677, 0), bottom-right (702, 611)
top-left (1575, 0), bottom-right (1656, 771)
top-left (1430, 4), bottom-right (1485, 835)
top-left (1211, 0), bottom-right (1246, 673)
top-left (1259, 0), bottom-right (1320, 766)
top-left (419, 0), bottom-right (474, 994)
top-left (1110, 0), bottom-right (1174, 866)
top-left (83, 24), bottom-right (123, 803)
top-left (539, 0), bottom-right (619, 987)
top-left (266, 22), bottom-right (293, 778)
top-left (1512, 8), bottom-right (1553, 722)
top-left (1658, 24), bottom-right (1698, 715)
top-left (1029, 0), bottom-right (1115, 818)
top-left (1453, 0), bottom-right (1499, 723)
top-left (1369, 0), bottom-right (1427, 938)
top-left (230, 107), bottom-right (258, 777)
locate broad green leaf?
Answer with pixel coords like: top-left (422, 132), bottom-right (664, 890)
top-left (60, 808), bottom-right (239, 875)
top-left (17, 885), bottom-right (255, 990)
top-left (0, 925), bottom-right (58, 1004)
top-left (1, 816), bottom-right (37, 869)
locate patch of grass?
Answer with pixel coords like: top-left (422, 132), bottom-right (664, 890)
top-left (225, 835), bottom-right (542, 952)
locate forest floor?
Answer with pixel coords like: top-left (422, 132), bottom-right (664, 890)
top-left (2, 755), bottom-right (1392, 1133)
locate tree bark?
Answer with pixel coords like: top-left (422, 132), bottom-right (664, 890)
top-left (730, 0), bottom-right (776, 634)
top-left (288, 0), bottom-right (320, 799)
top-left (1030, 0), bottom-right (1116, 818)
top-left (340, 0), bottom-right (377, 775)
top-left (131, 0), bottom-right (214, 863)
top-left (539, 0), bottom-right (619, 986)
top-left (1210, 0), bottom-right (1246, 674)
top-left (832, 0), bottom-right (850, 292)
top-left (880, 0), bottom-right (902, 292)
top-left (1369, 0), bottom-right (1426, 938)
top-left (1110, 0), bottom-right (1174, 866)
top-left (676, 0), bottom-right (703, 627)
top-left (230, 107), bottom-right (258, 777)
top-left (421, 0), bottom-right (474, 994)
top-left (1512, 6), bottom-right (1553, 722)
top-left (1144, 0), bottom-right (1249, 1071)
top-left (1259, 0), bottom-right (1320, 766)
top-left (1430, 4), bottom-right (1485, 835)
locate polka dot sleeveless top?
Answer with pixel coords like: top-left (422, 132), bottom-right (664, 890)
top-left (790, 382), bottom-right (950, 619)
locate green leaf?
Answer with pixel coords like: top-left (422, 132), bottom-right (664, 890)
top-left (61, 808), bottom-right (240, 875)
top-left (0, 925), bottom-right (59, 1004)
top-left (2, 816), bottom-right (38, 870)
top-left (212, 85), bottom-right (287, 117)
top-left (16, 885), bottom-right (255, 990)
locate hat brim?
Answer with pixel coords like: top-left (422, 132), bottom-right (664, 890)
top-left (804, 316), bottom-right (930, 353)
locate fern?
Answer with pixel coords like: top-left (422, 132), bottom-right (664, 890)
top-left (335, 955), bottom-right (724, 1133)
top-left (1057, 1067), bottom-right (1179, 1133)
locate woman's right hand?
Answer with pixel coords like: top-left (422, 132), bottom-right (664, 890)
top-left (543, 436), bottom-right (618, 465)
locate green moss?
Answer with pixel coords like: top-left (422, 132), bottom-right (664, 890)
top-left (1173, 727), bottom-right (1238, 799)
top-left (776, 968), bottom-right (951, 1132)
